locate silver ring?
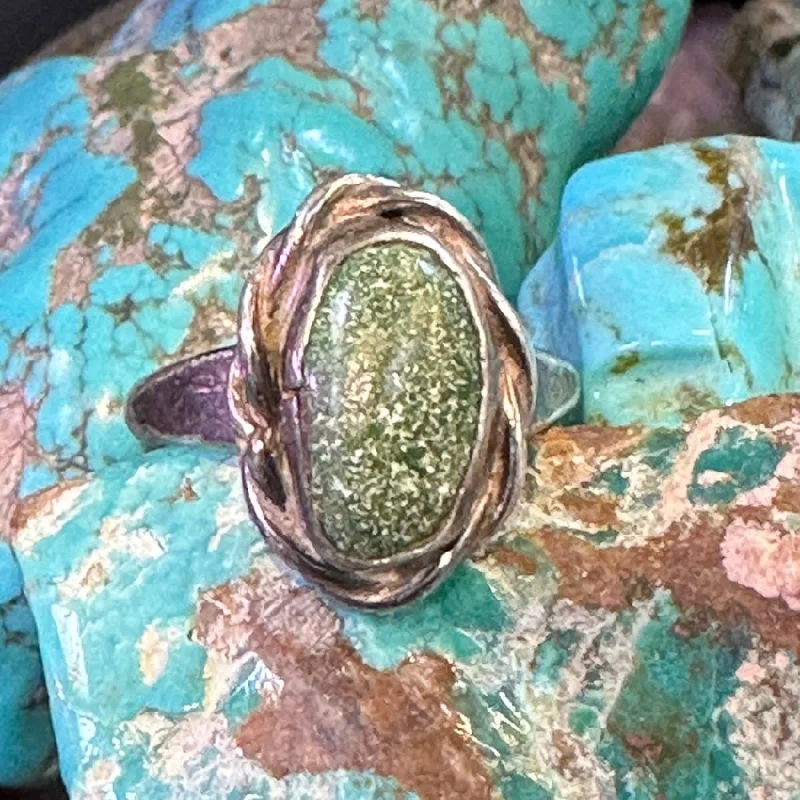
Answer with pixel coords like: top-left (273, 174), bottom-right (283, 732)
top-left (126, 174), bottom-right (579, 608)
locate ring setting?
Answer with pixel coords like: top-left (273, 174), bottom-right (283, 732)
top-left (127, 174), bottom-right (578, 608)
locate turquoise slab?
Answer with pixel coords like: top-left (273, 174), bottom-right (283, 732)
top-left (12, 394), bottom-right (800, 798)
top-left (519, 135), bottom-right (800, 428)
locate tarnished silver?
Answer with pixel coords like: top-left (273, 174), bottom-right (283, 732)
top-left (127, 174), bottom-right (579, 609)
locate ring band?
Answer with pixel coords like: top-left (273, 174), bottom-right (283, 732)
top-left (126, 174), bottom-right (578, 608)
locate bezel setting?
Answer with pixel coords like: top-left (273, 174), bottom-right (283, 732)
top-left (229, 174), bottom-right (536, 608)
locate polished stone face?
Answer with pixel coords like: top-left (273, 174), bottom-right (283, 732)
top-left (304, 243), bottom-right (482, 560)
top-left (519, 135), bottom-right (800, 428)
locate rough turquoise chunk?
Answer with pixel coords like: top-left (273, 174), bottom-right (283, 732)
top-left (13, 447), bottom-right (259, 793)
top-left (519, 135), bottom-right (800, 427)
top-left (305, 243), bottom-right (482, 560)
top-left (0, 542), bottom-right (55, 787)
top-left (105, 0), bottom-right (690, 298)
top-left (0, 1), bottom-right (689, 520)
top-left (14, 399), bottom-right (800, 799)
top-left (12, 446), bottom-right (441, 798)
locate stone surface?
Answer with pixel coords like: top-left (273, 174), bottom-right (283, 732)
top-left (0, 0), bottom-right (691, 510)
top-left (0, 542), bottom-right (56, 787)
top-left (724, 0), bottom-right (800, 141)
top-left (519, 134), bottom-right (800, 428)
top-left (0, 384), bottom-right (58, 783)
top-left (305, 243), bottom-right (482, 560)
top-left (11, 394), bottom-right (800, 799)
top-left (615, 4), bottom-right (758, 153)
top-left (98, 0), bottom-right (692, 298)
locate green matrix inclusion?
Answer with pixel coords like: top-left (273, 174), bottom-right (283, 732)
top-left (304, 242), bottom-right (483, 560)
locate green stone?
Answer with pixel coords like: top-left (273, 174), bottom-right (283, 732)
top-left (304, 243), bottom-right (483, 560)
top-left (688, 426), bottom-right (788, 506)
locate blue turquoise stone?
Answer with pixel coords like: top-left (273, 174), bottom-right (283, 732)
top-left (0, 543), bottom-right (56, 787)
top-left (12, 448), bottom-right (259, 793)
top-left (518, 135), bottom-right (800, 427)
top-left (0, 2), bottom-right (690, 514)
top-left (13, 403), bottom-right (800, 799)
top-left (12, 446), bottom-right (429, 797)
top-left (107, 0), bottom-right (690, 299)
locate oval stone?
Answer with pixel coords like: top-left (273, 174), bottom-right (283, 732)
top-left (304, 243), bottom-right (483, 561)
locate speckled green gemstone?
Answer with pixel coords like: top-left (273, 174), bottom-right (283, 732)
top-left (304, 243), bottom-right (483, 561)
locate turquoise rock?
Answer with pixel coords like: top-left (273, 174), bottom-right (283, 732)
top-left (0, 0), bottom-right (690, 502)
top-left (102, 0), bottom-right (691, 298)
top-left (13, 394), bottom-right (800, 798)
top-left (519, 135), bottom-right (800, 428)
top-left (0, 542), bottom-right (56, 787)
top-left (305, 243), bottom-right (482, 560)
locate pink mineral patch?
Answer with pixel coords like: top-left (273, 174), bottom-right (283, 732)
top-left (735, 660), bottom-right (766, 684)
top-left (721, 520), bottom-right (800, 611)
top-left (0, 388), bottom-right (35, 536)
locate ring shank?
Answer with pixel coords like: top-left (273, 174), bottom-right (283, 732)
top-left (125, 347), bottom-right (239, 446)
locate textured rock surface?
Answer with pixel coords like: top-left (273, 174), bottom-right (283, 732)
top-left (99, 0), bottom-right (691, 298)
top-left (0, 383), bottom-right (58, 783)
top-left (724, 0), bottom-right (800, 141)
top-left (10, 394), bottom-right (800, 799)
top-left (0, 0), bottom-right (691, 505)
top-left (0, 542), bottom-right (55, 787)
top-left (615, 4), bottom-right (758, 153)
top-left (519, 134), bottom-right (800, 428)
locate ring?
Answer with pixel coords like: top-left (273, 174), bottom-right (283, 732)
top-left (126, 174), bottom-right (579, 608)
